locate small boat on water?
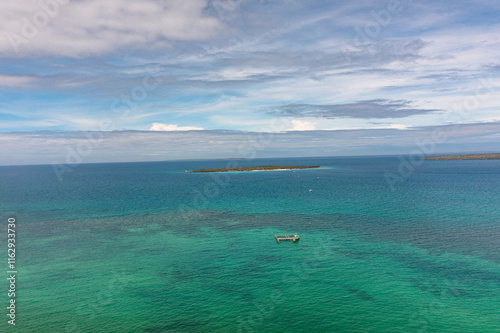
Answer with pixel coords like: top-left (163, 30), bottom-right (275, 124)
top-left (274, 234), bottom-right (300, 243)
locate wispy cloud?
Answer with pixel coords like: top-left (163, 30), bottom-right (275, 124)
top-left (0, 0), bottom-right (499, 164)
top-left (0, 74), bottom-right (37, 88)
top-left (2, 121), bottom-right (500, 165)
top-left (267, 100), bottom-right (440, 119)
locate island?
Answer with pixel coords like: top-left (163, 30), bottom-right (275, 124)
top-left (421, 153), bottom-right (500, 160)
top-left (189, 165), bottom-right (320, 172)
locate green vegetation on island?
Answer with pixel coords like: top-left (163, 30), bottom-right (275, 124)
top-left (421, 153), bottom-right (500, 160)
top-left (189, 165), bottom-right (320, 173)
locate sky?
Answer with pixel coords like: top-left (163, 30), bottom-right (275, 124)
top-left (0, 0), bottom-right (499, 165)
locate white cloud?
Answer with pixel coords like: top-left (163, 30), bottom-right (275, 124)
top-left (4, 123), bottom-right (500, 165)
top-left (1, 0), bottom-right (499, 137)
top-left (55, 115), bottom-right (104, 130)
top-left (387, 124), bottom-right (409, 130)
top-left (285, 119), bottom-right (317, 131)
top-left (149, 123), bottom-right (204, 131)
top-left (0, 0), bottom-right (221, 57)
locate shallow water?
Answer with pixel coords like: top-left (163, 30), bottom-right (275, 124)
top-left (1, 156), bottom-right (499, 332)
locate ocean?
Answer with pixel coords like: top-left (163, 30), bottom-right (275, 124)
top-left (1, 156), bottom-right (499, 332)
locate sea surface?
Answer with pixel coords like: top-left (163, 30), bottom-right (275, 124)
top-left (1, 156), bottom-right (500, 332)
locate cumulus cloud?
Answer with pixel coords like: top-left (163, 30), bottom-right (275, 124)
top-left (0, 0), bottom-right (221, 57)
top-left (149, 123), bottom-right (204, 131)
top-left (285, 119), bottom-right (317, 131)
top-left (388, 124), bottom-right (410, 130)
top-left (267, 100), bottom-right (440, 119)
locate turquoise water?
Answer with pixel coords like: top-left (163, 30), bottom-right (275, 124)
top-left (1, 156), bottom-right (500, 332)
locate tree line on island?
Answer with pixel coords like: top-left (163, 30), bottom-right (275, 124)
top-left (421, 153), bottom-right (500, 160)
top-left (189, 165), bottom-right (320, 173)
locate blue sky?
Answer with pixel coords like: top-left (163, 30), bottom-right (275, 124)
top-left (0, 0), bottom-right (499, 165)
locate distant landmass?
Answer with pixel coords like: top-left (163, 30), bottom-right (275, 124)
top-left (189, 165), bottom-right (320, 172)
top-left (421, 153), bottom-right (500, 160)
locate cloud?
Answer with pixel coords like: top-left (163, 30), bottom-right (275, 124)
top-left (0, 74), bottom-right (36, 88)
top-left (387, 124), bottom-right (409, 130)
top-left (0, 0), bottom-right (499, 137)
top-left (267, 99), bottom-right (439, 119)
top-left (3, 121), bottom-right (500, 165)
top-left (285, 119), bottom-right (317, 131)
top-left (149, 123), bottom-right (204, 131)
top-left (0, 0), bottom-right (221, 57)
